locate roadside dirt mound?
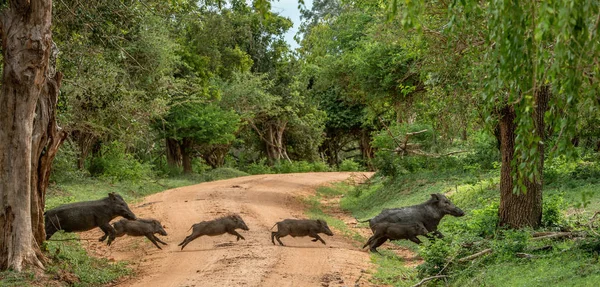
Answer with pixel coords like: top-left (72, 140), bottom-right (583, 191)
top-left (80, 172), bottom-right (382, 286)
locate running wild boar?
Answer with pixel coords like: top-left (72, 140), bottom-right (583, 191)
top-left (271, 219), bottom-right (334, 246)
top-left (113, 218), bottom-right (168, 249)
top-left (45, 192), bottom-right (136, 245)
top-left (362, 193), bottom-right (464, 238)
top-left (363, 222), bottom-right (429, 253)
top-left (178, 214), bottom-right (249, 250)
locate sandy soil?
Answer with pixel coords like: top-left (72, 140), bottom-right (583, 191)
top-left (80, 172), bottom-right (381, 287)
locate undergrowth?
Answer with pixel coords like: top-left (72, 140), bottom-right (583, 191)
top-left (334, 157), bottom-right (600, 287)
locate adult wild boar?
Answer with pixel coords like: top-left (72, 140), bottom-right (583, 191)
top-left (113, 218), bottom-right (168, 249)
top-left (362, 222), bottom-right (429, 253)
top-left (178, 214), bottom-right (249, 250)
top-left (271, 219), bottom-right (334, 246)
top-left (45, 192), bottom-right (136, 245)
top-left (363, 193), bottom-right (464, 238)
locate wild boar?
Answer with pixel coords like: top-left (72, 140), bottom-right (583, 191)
top-left (271, 219), bottom-right (334, 246)
top-left (112, 218), bottom-right (168, 249)
top-left (363, 222), bottom-right (429, 253)
top-left (362, 193), bottom-right (464, 238)
top-left (178, 214), bottom-right (249, 250)
top-left (45, 192), bottom-right (136, 245)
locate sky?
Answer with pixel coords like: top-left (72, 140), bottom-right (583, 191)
top-left (270, 0), bottom-right (313, 49)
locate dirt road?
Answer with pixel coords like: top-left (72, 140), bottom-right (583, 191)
top-left (82, 172), bottom-right (377, 287)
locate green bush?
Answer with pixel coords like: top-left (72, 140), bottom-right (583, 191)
top-left (542, 193), bottom-right (566, 227)
top-left (273, 160), bottom-right (331, 173)
top-left (88, 141), bottom-right (153, 182)
top-left (417, 236), bottom-right (461, 276)
top-left (467, 202), bottom-right (499, 238)
top-left (338, 158), bottom-right (362, 171)
top-left (245, 159), bottom-right (274, 174)
top-left (50, 140), bottom-right (87, 183)
top-left (460, 131), bottom-right (500, 171)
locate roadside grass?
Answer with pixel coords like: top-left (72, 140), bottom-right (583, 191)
top-left (304, 183), bottom-right (365, 244)
top-left (0, 168), bottom-right (249, 287)
top-left (333, 164), bottom-right (600, 287)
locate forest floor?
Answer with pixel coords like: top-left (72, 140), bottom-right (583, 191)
top-left (79, 172), bottom-right (390, 287)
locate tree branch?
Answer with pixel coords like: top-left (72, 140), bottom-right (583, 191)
top-left (457, 248), bottom-right (492, 262)
top-left (410, 275), bottom-right (448, 287)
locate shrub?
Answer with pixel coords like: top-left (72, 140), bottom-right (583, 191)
top-left (542, 193), bottom-right (566, 227)
top-left (50, 140), bottom-right (87, 183)
top-left (338, 158), bottom-right (362, 171)
top-left (245, 159), bottom-right (274, 175)
top-left (88, 141), bottom-right (153, 182)
top-left (467, 202), bottom-right (499, 238)
top-left (417, 236), bottom-right (461, 276)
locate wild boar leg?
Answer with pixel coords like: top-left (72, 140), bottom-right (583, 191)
top-left (408, 236), bottom-right (422, 244)
top-left (368, 236), bottom-right (388, 253)
top-left (98, 223), bottom-right (117, 245)
top-left (227, 230), bottom-right (245, 241)
top-left (179, 233), bottom-right (201, 250)
top-left (275, 234), bottom-right (285, 246)
top-left (310, 233), bottom-right (326, 245)
top-left (145, 234), bottom-right (163, 249)
top-left (152, 234), bottom-right (168, 245)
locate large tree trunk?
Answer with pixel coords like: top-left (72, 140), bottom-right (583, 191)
top-left (358, 128), bottom-right (374, 171)
top-left (0, 0), bottom-right (61, 271)
top-left (181, 138), bottom-right (193, 174)
top-left (498, 87), bottom-right (549, 228)
top-left (166, 138), bottom-right (182, 168)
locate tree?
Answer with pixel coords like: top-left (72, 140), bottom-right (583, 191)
top-left (0, 0), bottom-right (65, 271)
top-left (156, 101), bottom-right (240, 172)
top-left (400, 0), bottom-right (600, 228)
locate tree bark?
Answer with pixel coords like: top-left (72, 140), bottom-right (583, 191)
top-left (498, 87), bottom-right (549, 228)
top-left (166, 138), bottom-right (182, 168)
top-left (359, 128), bottom-right (374, 171)
top-left (0, 0), bottom-right (59, 271)
top-left (181, 138), bottom-right (193, 174)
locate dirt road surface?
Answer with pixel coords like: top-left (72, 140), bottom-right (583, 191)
top-left (81, 172), bottom-right (378, 287)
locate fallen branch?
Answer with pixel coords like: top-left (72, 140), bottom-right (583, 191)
top-left (516, 253), bottom-right (537, 259)
top-left (589, 211), bottom-right (600, 237)
top-left (410, 275), bottom-right (448, 287)
top-left (531, 232), bottom-right (572, 241)
top-left (457, 248), bottom-right (492, 263)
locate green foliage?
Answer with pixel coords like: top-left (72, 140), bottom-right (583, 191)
top-left (460, 131), bottom-right (500, 171)
top-left (417, 236), bottom-right (462, 276)
top-left (50, 140), bottom-right (87, 183)
top-left (44, 233), bottom-right (131, 286)
top-left (466, 202), bottom-right (499, 238)
top-left (272, 160), bottom-right (331, 173)
top-left (338, 158), bottom-right (362, 171)
top-left (542, 193), bottom-right (566, 228)
top-left (0, 270), bottom-right (36, 287)
top-left (88, 141), bottom-right (153, 182)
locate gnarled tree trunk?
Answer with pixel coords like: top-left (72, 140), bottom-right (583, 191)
top-left (1, 0), bottom-right (64, 271)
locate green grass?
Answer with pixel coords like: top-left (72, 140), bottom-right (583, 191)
top-left (303, 184), bottom-right (365, 244)
top-left (46, 168), bottom-right (250, 209)
top-left (334, 163), bottom-right (600, 287)
top-left (0, 270), bottom-right (37, 287)
top-left (44, 233), bottom-right (132, 287)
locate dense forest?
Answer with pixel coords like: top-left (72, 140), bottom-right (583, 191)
top-left (1, 0), bottom-right (599, 286)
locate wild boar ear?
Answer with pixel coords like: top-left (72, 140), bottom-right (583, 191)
top-left (108, 192), bottom-right (116, 200)
top-left (316, 219), bottom-right (324, 226)
top-left (430, 193), bottom-right (440, 202)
